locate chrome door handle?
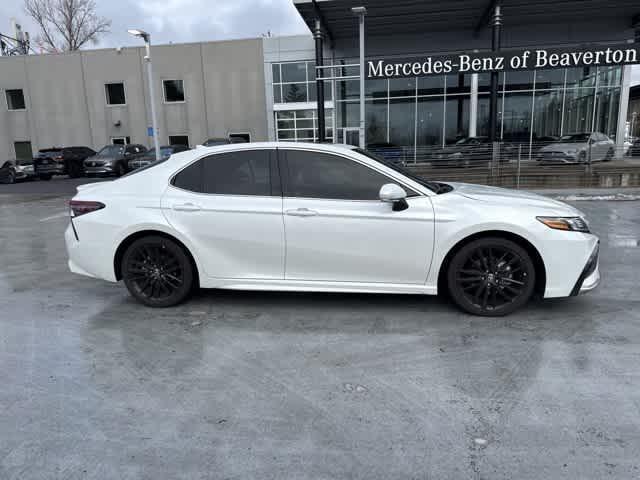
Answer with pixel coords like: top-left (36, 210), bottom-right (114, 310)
top-left (172, 203), bottom-right (201, 212)
top-left (285, 208), bottom-right (318, 217)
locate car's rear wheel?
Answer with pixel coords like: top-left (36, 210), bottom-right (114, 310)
top-left (122, 236), bottom-right (194, 307)
top-left (116, 162), bottom-right (126, 177)
top-left (447, 237), bottom-right (536, 316)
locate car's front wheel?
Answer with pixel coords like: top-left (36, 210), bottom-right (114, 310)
top-left (446, 237), bottom-right (536, 316)
top-left (1, 169), bottom-right (16, 184)
top-left (122, 236), bottom-right (194, 307)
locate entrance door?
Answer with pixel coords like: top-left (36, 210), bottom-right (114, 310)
top-left (279, 148), bottom-right (434, 285)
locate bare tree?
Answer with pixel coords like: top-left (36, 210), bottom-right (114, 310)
top-left (24, 0), bottom-right (111, 52)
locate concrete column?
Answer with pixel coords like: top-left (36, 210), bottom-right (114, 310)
top-left (469, 73), bottom-right (479, 137)
top-left (615, 64), bottom-right (632, 158)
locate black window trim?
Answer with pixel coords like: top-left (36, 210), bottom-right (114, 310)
top-left (277, 147), bottom-right (423, 202)
top-left (169, 148), bottom-right (281, 198)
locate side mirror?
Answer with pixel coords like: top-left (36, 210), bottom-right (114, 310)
top-left (379, 183), bottom-right (409, 211)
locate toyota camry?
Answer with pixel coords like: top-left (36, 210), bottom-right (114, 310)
top-left (65, 142), bottom-right (599, 316)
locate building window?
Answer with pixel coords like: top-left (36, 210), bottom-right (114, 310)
top-left (6, 89), bottom-right (26, 110)
top-left (111, 136), bottom-right (131, 145)
top-left (163, 79), bottom-right (185, 102)
top-left (105, 83), bottom-right (126, 105)
top-left (229, 132), bottom-right (251, 143)
top-left (272, 61), bottom-right (332, 104)
top-left (169, 135), bottom-right (189, 147)
top-left (14, 141), bottom-right (32, 160)
top-left (275, 109), bottom-right (333, 142)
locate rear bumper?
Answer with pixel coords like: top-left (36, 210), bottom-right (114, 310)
top-left (571, 242), bottom-right (600, 296)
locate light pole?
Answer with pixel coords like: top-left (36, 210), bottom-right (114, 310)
top-left (128, 29), bottom-right (161, 161)
top-left (352, 6), bottom-right (366, 149)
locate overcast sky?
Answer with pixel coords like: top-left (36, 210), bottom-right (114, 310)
top-left (1, 0), bottom-right (639, 84)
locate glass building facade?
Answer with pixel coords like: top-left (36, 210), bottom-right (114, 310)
top-left (270, 59), bottom-right (623, 158)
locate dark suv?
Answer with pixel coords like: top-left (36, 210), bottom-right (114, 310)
top-left (127, 144), bottom-right (189, 171)
top-left (34, 146), bottom-right (96, 180)
top-left (84, 144), bottom-right (147, 177)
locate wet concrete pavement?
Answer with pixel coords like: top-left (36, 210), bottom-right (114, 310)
top-left (1, 180), bottom-right (639, 479)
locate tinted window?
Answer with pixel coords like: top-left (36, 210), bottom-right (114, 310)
top-left (6, 89), bottom-right (26, 110)
top-left (172, 160), bottom-right (203, 192)
top-left (163, 80), bottom-right (185, 102)
top-left (172, 150), bottom-right (272, 196)
top-left (203, 151), bottom-right (270, 196)
top-left (283, 150), bottom-right (395, 200)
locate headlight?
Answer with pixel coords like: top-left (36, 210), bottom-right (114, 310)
top-left (536, 216), bottom-right (590, 233)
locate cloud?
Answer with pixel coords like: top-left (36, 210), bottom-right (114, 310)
top-left (0, 0), bottom-right (309, 50)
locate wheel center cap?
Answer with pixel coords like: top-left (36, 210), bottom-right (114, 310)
top-left (486, 273), bottom-right (496, 284)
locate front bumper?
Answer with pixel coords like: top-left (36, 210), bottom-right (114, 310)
top-left (536, 153), bottom-right (581, 164)
top-left (571, 242), bottom-right (600, 296)
top-left (36, 163), bottom-right (65, 175)
top-left (84, 165), bottom-right (115, 175)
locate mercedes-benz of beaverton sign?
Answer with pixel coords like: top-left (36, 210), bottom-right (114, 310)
top-left (65, 143), bottom-right (599, 316)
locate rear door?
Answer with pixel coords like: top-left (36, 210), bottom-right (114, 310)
top-left (161, 148), bottom-right (284, 280)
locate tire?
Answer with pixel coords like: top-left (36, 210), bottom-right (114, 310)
top-left (446, 237), bottom-right (536, 316)
top-left (121, 235), bottom-right (194, 307)
top-left (603, 148), bottom-right (614, 162)
top-left (39, 174), bottom-right (52, 181)
top-left (1, 169), bottom-right (16, 184)
top-left (68, 162), bottom-right (83, 178)
top-left (116, 162), bottom-right (126, 177)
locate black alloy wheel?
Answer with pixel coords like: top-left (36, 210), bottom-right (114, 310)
top-left (447, 237), bottom-right (535, 316)
top-left (116, 162), bottom-right (126, 177)
top-left (68, 162), bottom-right (83, 178)
top-left (1, 169), bottom-right (16, 184)
top-left (604, 148), bottom-right (614, 162)
top-left (122, 236), bottom-right (194, 307)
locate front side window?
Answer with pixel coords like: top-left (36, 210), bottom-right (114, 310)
top-left (282, 150), bottom-right (397, 200)
top-left (163, 79), bottom-right (185, 102)
top-left (6, 89), bottom-right (26, 110)
top-left (97, 145), bottom-right (125, 157)
top-left (172, 150), bottom-right (272, 196)
top-left (105, 83), bottom-right (126, 105)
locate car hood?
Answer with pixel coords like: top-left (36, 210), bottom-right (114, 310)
top-left (538, 142), bottom-right (587, 153)
top-left (449, 182), bottom-right (582, 215)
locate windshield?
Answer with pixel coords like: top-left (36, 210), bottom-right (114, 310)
top-left (559, 134), bottom-right (590, 142)
top-left (97, 145), bottom-right (124, 157)
top-left (354, 148), bottom-right (439, 193)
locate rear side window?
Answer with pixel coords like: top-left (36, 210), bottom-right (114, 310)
top-left (172, 150), bottom-right (273, 196)
top-left (282, 150), bottom-right (395, 200)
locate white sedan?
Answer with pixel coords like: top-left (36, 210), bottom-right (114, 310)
top-left (65, 142), bottom-right (600, 316)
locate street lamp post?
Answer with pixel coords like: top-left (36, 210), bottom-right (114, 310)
top-left (352, 6), bottom-right (366, 149)
top-left (128, 29), bottom-right (161, 162)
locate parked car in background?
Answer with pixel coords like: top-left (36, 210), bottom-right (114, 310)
top-left (84, 144), bottom-right (147, 177)
top-left (628, 138), bottom-right (640, 157)
top-left (66, 142), bottom-right (600, 316)
top-left (202, 138), bottom-right (231, 147)
top-left (366, 142), bottom-right (405, 165)
top-left (431, 136), bottom-right (492, 167)
top-left (536, 132), bottom-right (614, 164)
top-left (127, 145), bottom-right (189, 171)
top-left (0, 159), bottom-right (35, 184)
top-left (34, 146), bottom-right (96, 180)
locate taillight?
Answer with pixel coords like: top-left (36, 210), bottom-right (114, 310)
top-left (69, 200), bottom-right (105, 217)
top-left (54, 155), bottom-right (64, 161)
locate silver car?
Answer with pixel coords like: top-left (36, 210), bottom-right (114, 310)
top-left (536, 132), bottom-right (614, 164)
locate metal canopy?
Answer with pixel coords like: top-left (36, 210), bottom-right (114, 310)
top-left (293, 0), bottom-right (638, 39)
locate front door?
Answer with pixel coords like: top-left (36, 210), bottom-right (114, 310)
top-left (161, 149), bottom-right (284, 280)
top-left (279, 148), bottom-right (434, 285)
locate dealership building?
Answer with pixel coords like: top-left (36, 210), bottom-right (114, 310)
top-left (0, 0), bottom-right (638, 162)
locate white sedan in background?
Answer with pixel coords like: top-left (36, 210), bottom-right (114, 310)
top-left (65, 142), bottom-right (599, 316)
